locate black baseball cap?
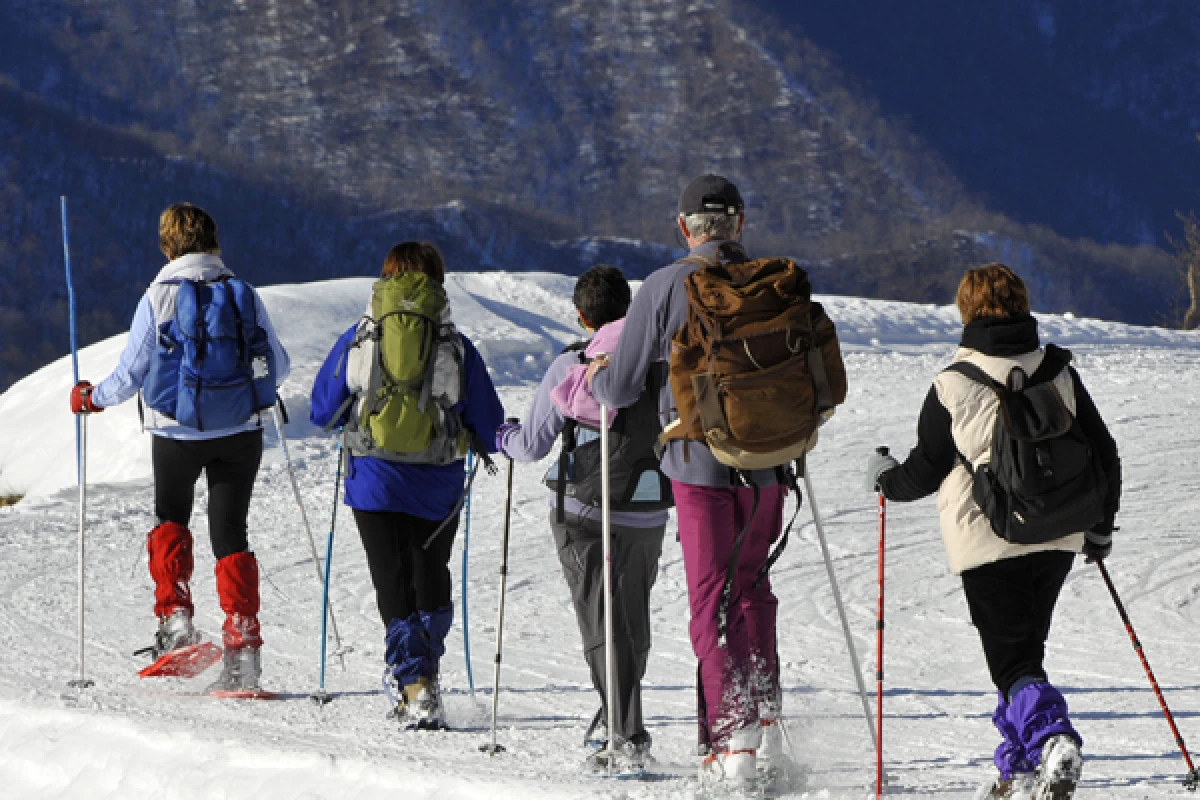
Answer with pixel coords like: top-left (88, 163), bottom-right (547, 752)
top-left (678, 174), bottom-right (744, 216)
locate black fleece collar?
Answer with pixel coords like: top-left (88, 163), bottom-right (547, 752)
top-left (960, 314), bottom-right (1040, 357)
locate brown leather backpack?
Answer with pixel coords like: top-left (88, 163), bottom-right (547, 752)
top-left (664, 247), bottom-right (847, 469)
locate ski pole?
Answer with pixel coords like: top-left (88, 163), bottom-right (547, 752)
top-left (272, 405), bottom-right (348, 669)
top-left (803, 468), bottom-right (877, 755)
top-left (63, 197), bottom-right (93, 691)
top-left (1097, 561), bottom-right (1200, 791)
top-left (311, 439), bottom-right (344, 706)
top-left (600, 403), bottom-right (618, 775)
top-left (875, 447), bottom-right (888, 798)
top-left (462, 450), bottom-right (476, 698)
top-left (481, 418), bottom-right (519, 756)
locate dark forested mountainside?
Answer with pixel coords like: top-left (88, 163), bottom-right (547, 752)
top-left (0, 1), bottom-right (1190, 391)
top-left (749, 1), bottom-right (1200, 246)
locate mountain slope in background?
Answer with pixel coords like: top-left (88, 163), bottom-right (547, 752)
top-left (0, 0), bottom-right (1191, 391)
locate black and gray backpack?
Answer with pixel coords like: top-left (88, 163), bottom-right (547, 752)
top-left (544, 342), bottom-right (674, 523)
top-left (946, 344), bottom-right (1107, 545)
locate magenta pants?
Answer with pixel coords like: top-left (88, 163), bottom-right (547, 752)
top-left (672, 480), bottom-right (786, 749)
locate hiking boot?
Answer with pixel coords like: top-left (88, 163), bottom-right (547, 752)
top-left (698, 724), bottom-right (760, 789)
top-left (1032, 735), bottom-right (1082, 800)
top-left (584, 731), bottom-right (653, 775)
top-left (205, 646), bottom-right (262, 693)
top-left (758, 717), bottom-right (798, 786)
top-left (151, 608), bottom-right (200, 658)
top-left (391, 677), bottom-right (445, 730)
top-left (976, 773), bottom-right (1035, 800)
top-left (583, 706), bottom-right (608, 749)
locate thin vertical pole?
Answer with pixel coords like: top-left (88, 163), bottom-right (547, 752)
top-left (63, 196), bottom-right (92, 690)
top-left (1097, 562), bottom-right (1199, 790)
top-left (462, 451), bottom-right (476, 698)
top-left (875, 483), bottom-right (887, 797)
top-left (311, 441), bottom-right (343, 706)
top-left (804, 470), bottom-right (876, 754)
top-left (600, 404), bottom-right (618, 774)
top-left (481, 428), bottom-right (517, 756)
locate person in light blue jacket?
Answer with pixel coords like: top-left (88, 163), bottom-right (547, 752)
top-left (310, 241), bottom-right (504, 730)
top-left (69, 203), bottom-right (290, 694)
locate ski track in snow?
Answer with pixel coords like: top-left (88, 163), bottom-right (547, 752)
top-left (1, 273), bottom-right (1200, 798)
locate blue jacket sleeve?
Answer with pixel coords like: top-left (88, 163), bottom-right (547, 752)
top-left (310, 326), bottom-right (357, 430)
top-left (457, 335), bottom-right (505, 454)
top-left (92, 294), bottom-right (156, 409)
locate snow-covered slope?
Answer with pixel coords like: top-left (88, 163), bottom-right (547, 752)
top-left (1, 273), bottom-right (1199, 798)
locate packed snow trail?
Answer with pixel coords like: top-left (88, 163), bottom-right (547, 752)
top-left (1, 273), bottom-right (1200, 798)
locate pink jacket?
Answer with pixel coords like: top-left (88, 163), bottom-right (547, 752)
top-left (549, 319), bottom-right (624, 428)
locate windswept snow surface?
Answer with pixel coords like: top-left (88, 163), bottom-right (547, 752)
top-left (1, 272), bottom-right (1200, 798)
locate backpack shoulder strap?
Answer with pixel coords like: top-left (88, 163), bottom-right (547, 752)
top-left (943, 360), bottom-right (1005, 392)
top-left (562, 340), bottom-right (590, 363)
top-left (1028, 344), bottom-right (1073, 386)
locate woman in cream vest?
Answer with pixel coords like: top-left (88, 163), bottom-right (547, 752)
top-left (866, 264), bottom-right (1121, 800)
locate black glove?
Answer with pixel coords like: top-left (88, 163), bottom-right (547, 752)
top-left (1083, 524), bottom-right (1114, 564)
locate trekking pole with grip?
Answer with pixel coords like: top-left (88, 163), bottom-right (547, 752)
top-left (481, 418), bottom-right (519, 756)
top-left (600, 402), bottom-right (618, 775)
top-left (63, 197), bottom-right (93, 691)
top-left (803, 468), bottom-right (877, 755)
top-left (1097, 561), bottom-right (1199, 790)
top-left (462, 450), bottom-right (477, 698)
top-left (311, 438), bottom-right (344, 706)
top-left (875, 446), bottom-right (888, 798)
top-left (272, 404), bottom-right (348, 670)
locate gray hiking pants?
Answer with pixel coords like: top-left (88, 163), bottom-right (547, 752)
top-left (548, 510), bottom-right (666, 743)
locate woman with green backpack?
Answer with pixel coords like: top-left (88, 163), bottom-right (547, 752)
top-left (310, 241), bottom-right (505, 729)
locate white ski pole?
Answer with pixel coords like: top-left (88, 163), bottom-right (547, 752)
top-left (271, 405), bottom-right (347, 669)
top-left (803, 469), bottom-right (877, 755)
top-left (481, 418), bottom-right (519, 756)
top-left (600, 403), bottom-right (618, 775)
top-left (63, 196), bottom-right (92, 691)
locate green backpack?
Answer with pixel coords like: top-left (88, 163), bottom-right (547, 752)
top-left (341, 273), bottom-right (469, 464)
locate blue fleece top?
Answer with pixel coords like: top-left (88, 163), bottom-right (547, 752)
top-left (310, 325), bottom-right (505, 520)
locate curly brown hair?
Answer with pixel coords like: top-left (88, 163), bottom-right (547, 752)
top-left (956, 263), bottom-right (1030, 324)
top-left (159, 203), bottom-right (220, 261)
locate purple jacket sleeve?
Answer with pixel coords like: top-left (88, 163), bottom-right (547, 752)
top-left (501, 352), bottom-right (575, 462)
top-left (591, 269), bottom-right (670, 410)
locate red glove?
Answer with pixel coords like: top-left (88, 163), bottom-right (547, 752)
top-left (70, 381), bottom-right (103, 414)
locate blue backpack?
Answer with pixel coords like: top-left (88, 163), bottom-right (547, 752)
top-left (144, 278), bottom-right (278, 431)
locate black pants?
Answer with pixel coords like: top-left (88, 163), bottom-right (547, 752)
top-left (152, 430), bottom-right (264, 560)
top-left (352, 509), bottom-right (460, 624)
top-left (961, 550), bottom-right (1075, 699)
top-left (549, 510), bottom-right (666, 742)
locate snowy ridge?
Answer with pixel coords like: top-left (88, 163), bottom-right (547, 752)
top-left (2, 272), bottom-right (1200, 798)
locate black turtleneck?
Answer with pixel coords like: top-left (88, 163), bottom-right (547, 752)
top-left (877, 317), bottom-right (1121, 535)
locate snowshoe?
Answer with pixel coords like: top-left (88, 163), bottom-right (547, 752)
top-left (205, 646), bottom-right (262, 694)
top-left (1032, 735), bottom-right (1082, 800)
top-left (974, 773), bottom-right (1035, 800)
top-left (138, 641), bottom-right (222, 679)
top-left (388, 676), bottom-right (446, 731)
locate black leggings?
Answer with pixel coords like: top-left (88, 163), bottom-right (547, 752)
top-left (961, 550), bottom-right (1075, 698)
top-left (152, 430), bottom-right (264, 561)
top-left (352, 509), bottom-right (460, 624)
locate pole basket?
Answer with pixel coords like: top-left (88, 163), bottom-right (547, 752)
top-left (309, 690), bottom-right (333, 707)
top-left (1185, 768), bottom-right (1200, 792)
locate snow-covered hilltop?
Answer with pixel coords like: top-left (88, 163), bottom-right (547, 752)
top-left (1, 273), bottom-right (1199, 798)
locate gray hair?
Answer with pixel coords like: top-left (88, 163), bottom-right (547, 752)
top-left (681, 212), bottom-right (742, 242)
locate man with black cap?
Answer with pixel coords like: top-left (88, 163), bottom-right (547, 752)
top-left (590, 175), bottom-right (792, 788)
